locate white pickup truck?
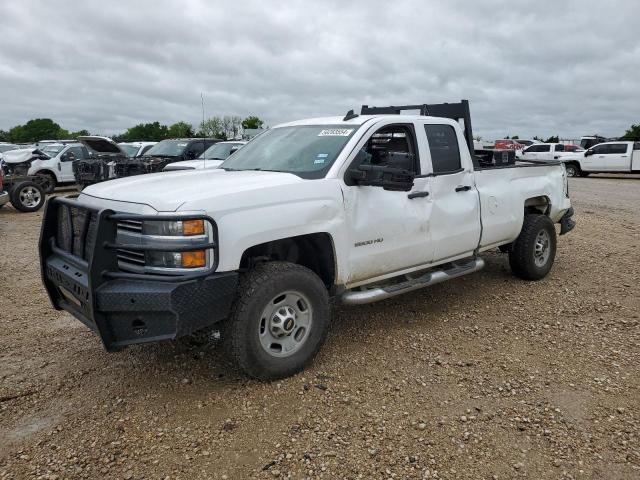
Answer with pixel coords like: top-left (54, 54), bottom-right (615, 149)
top-left (555, 141), bottom-right (640, 176)
top-left (39, 101), bottom-right (575, 380)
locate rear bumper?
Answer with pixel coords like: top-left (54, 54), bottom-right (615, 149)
top-left (0, 191), bottom-right (9, 206)
top-left (559, 207), bottom-right (575, 235)
top-left (39, 195), bottom-right (234, 351)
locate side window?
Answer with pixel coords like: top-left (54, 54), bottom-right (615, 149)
top-left (189, 142), bottom-right (206, 156)
top-left (65, 146), bottom-right (83, 160)
top-left (591, 144), bottom-right (609, 155)
top-left (554, 144), bottom-right (565, 152)
top-left (538, 145), bottom-right (551, 152)
top-left (608, 143), bottom-right (628, 154)
top-left (424, 124), bottom-right (461, 174)
top-left (360, 124), bottom-right (419, 174)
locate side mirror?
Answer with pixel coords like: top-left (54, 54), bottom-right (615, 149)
top-left (584, 149), bottom-right (592, 157)
top-left (348, 151), bottom-right (415, 191)
top-left (62, 152), bottom-right (76, 162)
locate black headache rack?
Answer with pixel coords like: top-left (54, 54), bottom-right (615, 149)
top-left (360, 100), bottom-right (517, 168)
top-left (39, 196), bottom-right (237, 351)
top-left (361, 100), bottom-right (475, 155)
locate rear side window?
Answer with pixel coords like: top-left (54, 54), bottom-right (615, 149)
top-left (526, 145), bottom-right (550, 152)
top-left (554, 144), bottom-right (565, 152)
top-left (608, 143), bottom-right (628, 154)
top-left (424, 124), bottom-right (461, 174)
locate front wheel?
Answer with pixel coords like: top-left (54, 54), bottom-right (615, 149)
top-left (509, 214), bottom-right (557, 280)
top-left (224, 262), bottom-right (330, 380)
top-left (10, 181), bottom-right (45, 212)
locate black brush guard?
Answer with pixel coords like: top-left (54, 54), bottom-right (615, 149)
top-left (39, 196), bottom-right (238, 351)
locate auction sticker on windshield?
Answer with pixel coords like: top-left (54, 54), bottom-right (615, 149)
top-left (318, 129), bottom-right (354, 137)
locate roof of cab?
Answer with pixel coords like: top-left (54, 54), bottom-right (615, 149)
top-left (276, 114), bottom-right (458, 128)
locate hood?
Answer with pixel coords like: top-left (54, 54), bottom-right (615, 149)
top-left (2, 148), bottom-right (45, 164)
top-left (163, 159), bottom-right (224, 171)
top-left (80, 169), bottom-right (304, 211)
top-left (78, 136), bottom-right (126, 155)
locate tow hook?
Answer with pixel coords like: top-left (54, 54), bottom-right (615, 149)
top-left (560, 207), bottom-right (575, 235)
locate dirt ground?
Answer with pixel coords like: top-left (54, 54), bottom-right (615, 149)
top-left (1, 175), bottom-right (638, 480)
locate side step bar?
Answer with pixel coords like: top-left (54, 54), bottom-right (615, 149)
top-left (341, 257), bottom-right (485, 305)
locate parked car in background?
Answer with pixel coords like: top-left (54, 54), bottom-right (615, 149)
top-left (0, 143), bottom-right (20, 158)
top-left (1, 143), bottom-right (90, 193)
top-left (517, 143), bottom-right (585, 161)
top-left (73, 136), bottom-right (130, 188)
top-left (117, 141), bottom-right (157, 158)
top-left (494, 139), bottom-right (525, 150)
top-left (163, 141), bottom-right (247, 171)
top-left (115, 138), bottom-right (222, 177)
top-left (510, 139), bottom-right (540, 147)
top-left (557, 141), bottom-right (640, 176)
top-left (0, 155), bottom-right (47, 212)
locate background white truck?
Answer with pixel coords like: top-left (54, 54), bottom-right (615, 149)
top-left (40, 100), bottom-right (575, 380)
top-left (556, 141), bottom-right (640, 176)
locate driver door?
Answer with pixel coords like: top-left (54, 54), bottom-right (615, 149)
top-left (342, 121), bottom-right (433, 285)
top-left (60, 146), bottom-right (84, 182)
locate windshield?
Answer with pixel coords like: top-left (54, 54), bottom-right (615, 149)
top-left (221, 126), bottom-right (357, 178)
top-left (118, 144), bottom-right (140, 157)
top-left (145, 140), bottom-right (189, 157)
top-left (41, 145), bottom-right (65, 157)
top-left (200, 142), bottom-right (242, 160)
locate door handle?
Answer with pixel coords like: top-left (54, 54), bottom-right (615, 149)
top-left (407, 191), bottom-right (429, 199)
top-left (455, 185), bottom-right (472, 192)
top-left (621, 155), bottom-right (628, 158)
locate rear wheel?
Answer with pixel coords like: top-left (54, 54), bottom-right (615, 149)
top-left (564, 163), bottom-right (580, 177)
top-left (10, 181), bottom-right (45, 212)
top-left (509, 214), bottom-right (557, 280)
top-left (224, 261), bottom-right (330, 380)
top-left (36, 172), bottom-right (56, 193)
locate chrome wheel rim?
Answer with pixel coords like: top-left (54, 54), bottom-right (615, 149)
top-left (259, 291), bottom-right (313, 358)
top-left (565, 165), bottom-right (577, 177)
top-left (534, 230), bottom-right (551, 267)
top-left (19, 186), bottom-right (41, 208)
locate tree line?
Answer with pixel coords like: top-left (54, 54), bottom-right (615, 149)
top-left (0, 115), bottom-right (265, 143)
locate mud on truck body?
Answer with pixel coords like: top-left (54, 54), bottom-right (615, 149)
top-left (40, 100), bottom-right (575, 380)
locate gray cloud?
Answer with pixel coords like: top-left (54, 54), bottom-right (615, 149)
top-left (1, 0), bottom-right (639, 140)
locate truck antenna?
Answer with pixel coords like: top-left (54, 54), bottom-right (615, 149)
top-left (201, 92), bottom-right (206, 169)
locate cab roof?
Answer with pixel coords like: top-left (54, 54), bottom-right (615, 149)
top-left (276, 114), bottom-right (459, 128)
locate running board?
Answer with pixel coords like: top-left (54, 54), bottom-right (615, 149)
top-left (341, 257), bottom-right (485, 305)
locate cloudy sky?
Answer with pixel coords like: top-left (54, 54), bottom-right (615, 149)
top-left (1, 0), bottom-right (639, 140)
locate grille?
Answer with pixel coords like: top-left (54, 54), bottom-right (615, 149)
top-left (55, 205), bottom-right (95, 261)
top-left (116, 248), bottom-right (146, 266)
top-left (117, 219), bottom-right (143, 233)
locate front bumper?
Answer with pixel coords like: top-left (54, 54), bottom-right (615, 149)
top-left (0, 190), bottom-right (9, 206)
top-left (559, 207), bottom-right (575, 235)
top-left (39, 196), bottom-right (237, 351)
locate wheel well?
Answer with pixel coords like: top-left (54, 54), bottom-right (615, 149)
top-left (35, 170), bottom-right (57, 181)
top-left (240, 233), bottom-right (336, 287)
top-left (524, 195), bottom-right (551, 215)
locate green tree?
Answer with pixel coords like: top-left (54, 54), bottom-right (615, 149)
top-left (199, 117), bottom-right (225, 139)
top-left (511, 135), bottom-right (519, 139)
top-left (8, 118), bottom-right (67, 142)
top-left (545, 135), bottom-right (559, 143)
top-left (167, 121), bottom-right (194, 138)
top-left (242, 116), bottom-right (264, 130)
top-left (70, 129), bottom-right (90, 138)
top-left (120, 122), bottom-right (170, 142)
top-left (621, 124), bottom-right (640, 141)
top-left (0, 130), bottom-right (10, 142)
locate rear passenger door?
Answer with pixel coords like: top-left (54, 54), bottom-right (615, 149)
top-left (423, 123), bottom-right (481, 262)
top-left (588, 144), bottom-right (630, 171)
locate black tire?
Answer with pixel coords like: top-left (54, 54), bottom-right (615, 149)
top-left (36, 172), bottom-right (56, 194)
top-left (509, 214), bottom-right (557, 280)
top-left (9, 181), bottom-right (45, 212)
top-left (564, 162), bottom-right (580, 177)
top-left (224, 261), bottom-right (330, 380)
top-left (498, 244), bottom-right (511, 253)
top-left (579, 171), bottom-right (590, 177)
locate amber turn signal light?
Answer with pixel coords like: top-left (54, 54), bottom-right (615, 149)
top-left (183, 219), bottom-right (205, 236)
top-left (181, 250), bottom-right (206, 268)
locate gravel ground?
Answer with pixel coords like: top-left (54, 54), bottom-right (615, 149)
top-left (1, 176), bottom-right (638, 480)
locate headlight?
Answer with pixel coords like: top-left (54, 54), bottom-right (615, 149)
top-left (142, 219), bottom-right (205, 236)
top-left (146, 250), bottom-right (207, 269)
